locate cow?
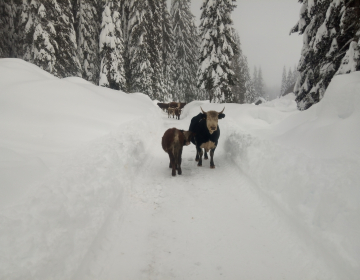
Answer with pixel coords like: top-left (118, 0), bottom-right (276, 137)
top-left (162, 128), bottom-right (194, 176)
top-left (175, 107), bottom-right (181, 120)
top-left (168, 107), bottom-right (175, 118)
top-left (168, 101), bottom-right (180, 109)
top-left (188, 107), bottom-right (225, 169)
top-left (179, 102), bottom-right (187, 109)
top-left (157, 102), bottom-right (169, 112)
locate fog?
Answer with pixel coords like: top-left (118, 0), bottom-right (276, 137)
top-left (188, 0), bottom-right (303, 98)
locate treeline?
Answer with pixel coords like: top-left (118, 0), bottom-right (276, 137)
top-left (291, 0), bottom-right (360, 110)
top-left (0, 0), bottom-right (264, 104)
top-left (280, 65), bottom-right (299, 97)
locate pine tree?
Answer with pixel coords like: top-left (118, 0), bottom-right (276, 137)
top-left (21, 1), bottom-right (58, 75)
top-left (252, 66), bottom-right (259, 98)
top-left (0, 0), bottom-right (19, 58)
top-left (197, 0), bottom-right (237, 103)
top-left (148, 0), bottom-right (165, 101)
top-left (280, 66), bottom-right (286, 96)
top-left (127, 0), bottom-right (154, 97)
top-left (99, 0), bottom-right (126, 90)
top-left (161, 0), bottom-right (174, 101)
top-left (285, 68), bottom-right (292, 94)
top-left (55, 0), bottom-right (82, 78)
top-left (17, 0), bottom-right (81, 78)
top-left (336, 0), bottom-right (360, 74)
top-left (291, 0), bottom-right (360, 110)
top-left (170, 0), bottom-right (199, 103)
top-left (243, 57), bottom-right (256, 103)
top-left (257, 67), bottom-right (265, 97)
top-left (230, 29), bottom-right (247, 103)
top-left (74, 0), bottom-right (101, 84)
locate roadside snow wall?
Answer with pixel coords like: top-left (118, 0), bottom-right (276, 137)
top-left (226, 72), bottom-right (360, 279)
top-left (0, 59), bottom-right (162, 279)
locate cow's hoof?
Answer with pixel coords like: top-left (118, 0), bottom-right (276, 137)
top-left (178, 169), bottom-right (182, 175)
top-left (197, 163), bottom-right (202, 167)
top-left (210, 165), bottom-right (215, 169)
top-left (195, 159), bottom-right (199, 162)
top-left (204, 157), bottom-right (208, 160)
top-left (172, 173), bottom-right (176, 176)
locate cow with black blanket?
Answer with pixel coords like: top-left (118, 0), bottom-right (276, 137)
top-left (189, 107), bottom-right (225, 168)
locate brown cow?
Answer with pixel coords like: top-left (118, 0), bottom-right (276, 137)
top-left (168, 107), bottom-right (175, 118)
top-left (168, 101), bottom-right (180, 108)
top-left (175, 107), bottom-right (181, 120)
top-left (179, 102), bottom-right (186, 109)
top-left (157, 102), bottom-right (169, 112)
top-left (162, 128), bottom-right (194, 176)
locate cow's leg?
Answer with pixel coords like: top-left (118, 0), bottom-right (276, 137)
top-left (204, 149), bottom-right (208, 160)
top-left (177, 148), bottom-right (182, 175)
top-left (168, 154), bottom-right (172, 169)
top-left (169, 152), bottom-right (176, 176)
top-left (210, 148), bottom-right (216, 169)
top-left (196, 145), bottom-right (203, 166)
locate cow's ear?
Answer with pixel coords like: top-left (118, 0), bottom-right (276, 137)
top-left (218, 113), bottom-right (225, 119)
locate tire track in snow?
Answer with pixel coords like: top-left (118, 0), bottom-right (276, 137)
top-left (76, 112), bottom-right (336, 280)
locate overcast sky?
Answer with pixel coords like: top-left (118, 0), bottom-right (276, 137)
top-left (189, 0), bottom-right (304, 91)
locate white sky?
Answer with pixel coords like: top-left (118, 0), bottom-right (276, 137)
top-left (189, 0), bottom-right (303, 89)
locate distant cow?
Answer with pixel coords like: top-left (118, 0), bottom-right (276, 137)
top-left (168, 107), bottom-right (175, 118)
top-left (189, 107), bottom-right (225, 168)
top-left (179, 102), bottom-right (186, 109)
top-left (168, 101), bottom-right (180, 109)
top-left (175, 107), bottom-right (181, 120)
top-left (157, 102), bottom-right (169, 112)
top-left (162, 128), bottom-right (194, 176)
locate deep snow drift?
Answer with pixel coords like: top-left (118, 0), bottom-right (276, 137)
top-left (0, 59), bottom-right (359, 279)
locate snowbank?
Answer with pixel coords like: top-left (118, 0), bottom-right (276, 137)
top-left (0, 59), bottom-right (162, 279)
top-left (226, 73), bottom-right (360, 278)
top-left (1, 58), bottom-right (359, 279)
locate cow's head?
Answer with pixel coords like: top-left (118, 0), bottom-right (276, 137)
top-left (200, 107), bottom-right (225, 134)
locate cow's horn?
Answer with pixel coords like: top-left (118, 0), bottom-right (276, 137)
top-left (200, 106), bottom-right (206, 114)
top-left (218, 107), bottom-right (225, 114)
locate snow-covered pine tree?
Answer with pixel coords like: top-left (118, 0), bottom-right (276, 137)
top-left (285, 68), bottom-right (293, 94)
top-left (170, 0), bottom-right (199, 103)
top-left (18, 0), bottom-right (81, 78)
top-left (244, 57), bottom-right (256, 103)
top-left (55, 0), bottom-right (82, 78)
top-left (291, 0), bottom-right (360, 110)
top-left (336, 0), bottom-right (360, 74)
top-left (127, 0), bottom-right (154, 97)
top-left (20, 1), bottom-right (58, 75)
top-left (0, 0), bottom-right (19, 58)
top-left (252, 66), bottom-right (259, 98)
top-left (148, 0), bottom-right (165, 101)
top-left (197, 0), bottom-right (237, 103)
top-left (230, 29), bottom-right (247, 103)
top-left (99, 0), bottom-right (126, 90)
top-left (161, 0), bottom-right (174, 101)
top-left (257, 67), bottom-right (265, 97)
top-left (280, 66), bottom-right (287, 96)
top-left (74, 0), bottom-right (101, 84)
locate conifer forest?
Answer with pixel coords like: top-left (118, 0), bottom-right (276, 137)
top-left (0, 0), bottom-right (359, 109)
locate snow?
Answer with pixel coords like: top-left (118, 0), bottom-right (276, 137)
top-left (0, 59), bottom-right (359, 279)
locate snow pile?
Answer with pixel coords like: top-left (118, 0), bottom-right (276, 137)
top-left (1, 59), bottom-right (359, 279)
top-left (0, 59), bottom-right (162, 279)
top-left (226, 72), bottom-right (360, 278)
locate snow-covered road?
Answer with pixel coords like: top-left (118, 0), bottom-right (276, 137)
top-left (2, 60), bottom-right (359, 280)
top-left (73, 115), bottom-right (334, 280)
